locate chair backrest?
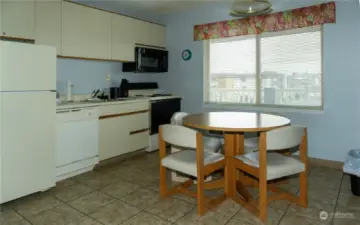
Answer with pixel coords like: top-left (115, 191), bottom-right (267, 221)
top-left (266, 125), bottom-right (306, 151)
top-left (171, 112), bottom-right (189, 125)
top-left (160, 124), bottom-right (198, 149)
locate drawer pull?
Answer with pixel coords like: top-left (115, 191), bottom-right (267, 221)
top-left (130, 128), bottom-right (149, 135)
top-left (99, 110), bottom-right (149, 120)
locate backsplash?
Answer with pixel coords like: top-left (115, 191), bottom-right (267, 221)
top-left (57, 58), bottom-right (163, 94)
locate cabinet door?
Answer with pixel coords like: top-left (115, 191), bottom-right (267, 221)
top-left (62, 2), bottom-right (111, 59)
top-left (1, 0), bottom-right (35, 39)
top-left (111, 14), bottom-right (135, 62)
top-left (99, 111), bottom-right (149, 161)
top-left (99, 116), bottom-right (130, 161)
top-left (149, 24), bottom-right (166, 47)
top-left (132, 19), bottom-right (151, 46)
top-left (35, 0), bottom-right (62, 55)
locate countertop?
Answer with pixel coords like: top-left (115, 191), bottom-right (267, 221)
top-left (56, 95), bottom-right (181, 110)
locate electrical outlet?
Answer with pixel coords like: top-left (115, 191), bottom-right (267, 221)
top-left (106, 74), bottom-right (111, 81)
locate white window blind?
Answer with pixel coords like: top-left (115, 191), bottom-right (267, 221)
top-left (205, 26), bottom-right (323, 109)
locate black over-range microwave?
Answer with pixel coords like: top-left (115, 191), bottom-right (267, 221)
top-left (122, 47), bottom-right (168, 73)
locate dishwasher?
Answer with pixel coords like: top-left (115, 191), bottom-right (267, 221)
top-left (56, 107), bottom-right (99, 181)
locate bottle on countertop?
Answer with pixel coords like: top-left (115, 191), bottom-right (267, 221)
top-left (66, 80), bottom-right (74, 102)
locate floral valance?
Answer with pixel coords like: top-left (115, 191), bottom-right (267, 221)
top-left (194, 2), bottom-right (336, 41)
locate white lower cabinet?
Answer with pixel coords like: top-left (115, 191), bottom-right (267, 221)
top-left (99, 102), bottom-right (149, 161)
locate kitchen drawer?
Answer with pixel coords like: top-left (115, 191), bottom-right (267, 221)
top-left (128, 131), bottom-right (149, 152)
top-left (127, 112), bottom-right (149, 134)
top-left (99, 102), bottom-right (149, 117)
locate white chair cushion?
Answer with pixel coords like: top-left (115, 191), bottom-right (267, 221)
top-left (203, 136), bottom-right (222, 153)
top-left (162, 150), bottom-right (224, 177)
top-left (235, 152), bottom-right (305, 180)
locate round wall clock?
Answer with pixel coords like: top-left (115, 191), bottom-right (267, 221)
top-left (181, 49), bottom-right (192, 61)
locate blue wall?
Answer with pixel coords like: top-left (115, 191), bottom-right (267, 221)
top-left (161, 1), bottom-right (360, 162)
top-left (56, 59), bottom-right (164, 94)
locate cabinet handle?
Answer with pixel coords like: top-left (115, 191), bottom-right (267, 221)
top-left (130, 128), bottom-right (149, 135)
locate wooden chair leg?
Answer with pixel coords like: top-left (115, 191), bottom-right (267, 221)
top-left (299, 171), bottom-right (308, 207)
top-left (160, 164), bottom-right (167, 198)
top-left (259, 176), bottom-right (268, 222)
top-left (197, 175), bottom-right (205, 216)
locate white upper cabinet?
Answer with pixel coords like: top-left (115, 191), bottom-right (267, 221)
top-left (35, 0), bottom-right (62, 55)
top-left (1, 0), bottom-right (35, 39)
top-left (132, 19), bottom-right (150, 46)
top-left (111, 14), bottom-right (135, 62)
top-left (132, 19), bottom-right (166, 47)
top-left (62, 2), bottom-right (111, 59)
top-left (148, 24), bottom-right (166, 47)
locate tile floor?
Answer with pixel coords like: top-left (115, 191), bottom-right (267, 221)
top-left (1, 151), bottom-right (359, 225)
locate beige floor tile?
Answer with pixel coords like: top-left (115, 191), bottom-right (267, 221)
top-left (55, 179), bottom-right (77, 188)
top-left (49, 183), bottom-right (93, 202)
top-left (121, 211), bottom-right (171, 225)
top-left (145, 198), bottom-right (195, 222)
top-left (125, 170), bottom-right (160, 187)
top-left (286, 203), bottom-right (334, 224)
top-left (171, 184), bottom-right (222, 205)
top-left (89, 200), bottom-right (141, 225)
top-left (279, 211), bottom-right (332, 225)
top-left (67, 191), bottom-right (115, 214)
top-left (210, 199), bottom-right (241, 218)
top-left (9, 193), bottom-right (62, 217)
top-left (0, 208), bottom-right (24, 225)
top-left (172, 193), bottom-right (197, 204)
top-left (100, 180), bottom-right (141, 199)
top-left (308, 167), bottom-right (342, 189)
top-left (226, 208), bottom-right (263, 225)
top-left (146, 181), bottom-right (161, 193)
top-left (72, 171), bottom-right (120, 190)
top-left (227, 203), bottom-right (286, 225)
top-left (308, 188), bottom-right (339, 206)
top-left (121, 154), bottom-right (160, 171)
top-left (340, 175), bottom-right (352, 195)
top-left (120, 188), bottom-right (160, 209)
top-left (27, 204), bottom-right (84, 225)
top-left (337, 192), bottom-right (360, 211)
top-left (107, 165), bottom-right (159, 187)
top-left (5, 220), bottom-right (32, 225)
top-left (333, 218), bottom-right (360, 225)
top-left (175, 206), bottom-right (237, 225)
top-left (66, 216), bottom-right (102, 225)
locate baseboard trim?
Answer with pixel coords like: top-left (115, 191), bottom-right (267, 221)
top-left (308, 157), bottom-right (344, 171)
top-left (293, 155), bottom-right (344, 171)
top-left (96, 148), bottom-right (147, 169)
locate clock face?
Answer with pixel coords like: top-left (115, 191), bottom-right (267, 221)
top-left (182, 49), bottom-right (192, 61)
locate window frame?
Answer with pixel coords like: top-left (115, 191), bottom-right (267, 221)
top-left (203, 25), bottom-right (324, 111)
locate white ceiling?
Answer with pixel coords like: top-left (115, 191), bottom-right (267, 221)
top-left (76, 0), bottom-right (355, 22)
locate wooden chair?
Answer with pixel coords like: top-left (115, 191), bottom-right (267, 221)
top-left (231, 126), bottom-right (308, 222)
top-left (159, 124), bottom-right (226, 216)
top-left (171, 112), bottom-right (222, 153)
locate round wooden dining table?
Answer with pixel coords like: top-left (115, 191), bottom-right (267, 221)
top-left (183, 112), bottom-right (291, 200)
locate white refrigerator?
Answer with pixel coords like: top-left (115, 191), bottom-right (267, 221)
top-left (0, 41), bottom-right (56, 203)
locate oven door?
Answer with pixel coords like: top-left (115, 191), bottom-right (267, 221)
top-left (136, 47), bottom-right (168, 73)
top-left (150, 98), bottom-right (181, 135)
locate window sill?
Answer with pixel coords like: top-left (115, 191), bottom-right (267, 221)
top-left (203, 103), bottom-right (324, 114)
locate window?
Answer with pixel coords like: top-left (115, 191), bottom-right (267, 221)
top-left (204, 26), bottom-right (323, 109)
